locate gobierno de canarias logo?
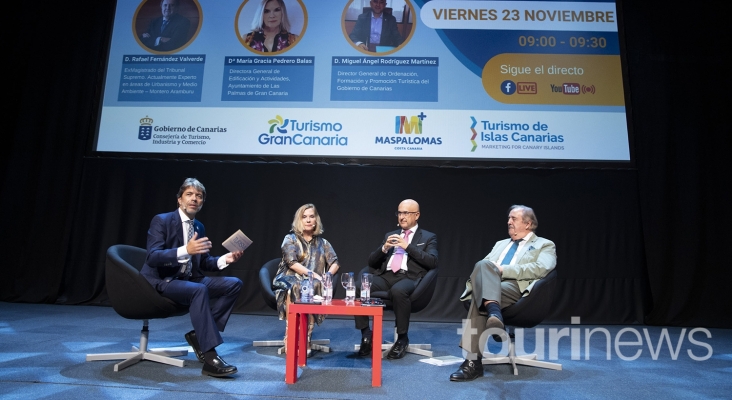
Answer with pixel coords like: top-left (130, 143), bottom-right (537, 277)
top-left (258, 115), bottom-right (347, 146)
top-left (139, 116), bottom-right (153, 140)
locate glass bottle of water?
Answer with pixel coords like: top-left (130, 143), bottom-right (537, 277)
top-left (361, 273), bottom-right (371, 302)
top-left (345, 272), bottom-right (356, 305)
top-left (301, 272), bottom-right (312, 303)
top-left (308, 271), bottom-right (314, 301)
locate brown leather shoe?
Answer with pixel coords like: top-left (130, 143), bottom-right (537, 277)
top-left (486, 314), bottom-right (508, 342)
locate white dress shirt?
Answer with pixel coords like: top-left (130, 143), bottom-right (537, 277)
top-left (495, 231), bottom-right (534, 266)
top-left (175, 208), bottom-right (228, 270)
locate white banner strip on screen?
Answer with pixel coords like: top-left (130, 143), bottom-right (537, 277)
top-left (98, 106), bottom-right (629, 161)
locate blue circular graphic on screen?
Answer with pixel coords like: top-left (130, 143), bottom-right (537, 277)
top-left (500, 80), bottom-right (516, 95)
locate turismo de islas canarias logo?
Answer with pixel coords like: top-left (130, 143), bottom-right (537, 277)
top-left (268, 115), bottom-right (289, 133)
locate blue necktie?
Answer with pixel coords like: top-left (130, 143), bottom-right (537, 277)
top-left (500, 239), bottom-right (522, 265)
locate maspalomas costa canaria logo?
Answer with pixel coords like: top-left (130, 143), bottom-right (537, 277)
top-left (374, 112), bottom-right (442, 149)
top-left (258, 115), bottom-right (348, 146)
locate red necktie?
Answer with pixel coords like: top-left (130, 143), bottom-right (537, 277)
top-left (390, 229), bottom-right (411, 273)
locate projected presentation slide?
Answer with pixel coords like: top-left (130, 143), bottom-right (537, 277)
top-left (95, 0), bottom-right (631, 163)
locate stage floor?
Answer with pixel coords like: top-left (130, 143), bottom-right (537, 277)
top-left (0, 302), bottom-right (730, 399)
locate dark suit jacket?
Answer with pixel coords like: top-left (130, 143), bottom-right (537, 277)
top-left (140, 210), bottom-right (220, 291)
top-left (141, 13), bottom-right (191, 52)
top-left (349, 11), bottom-right (403, 48)
top-left (367, 227), bottom-right (438, 280)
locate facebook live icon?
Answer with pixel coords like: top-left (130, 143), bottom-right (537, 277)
top-left (500, 80), bottom-right (537, 95)
top-left (500, 80), bottom-right (516, 95)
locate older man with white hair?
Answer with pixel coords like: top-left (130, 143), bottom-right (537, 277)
top-left (450, 205), bottom-right (557, 382)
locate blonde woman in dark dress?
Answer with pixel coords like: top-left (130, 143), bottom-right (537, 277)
top-left (273, 204), bottom-right (339, 356)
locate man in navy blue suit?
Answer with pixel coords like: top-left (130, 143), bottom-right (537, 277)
top-left (141, 178), bottom-right (243, 377)
top-left (140, 0), bottom-right (191, 52)
top-left (348, 0), bottom-right (404, 51)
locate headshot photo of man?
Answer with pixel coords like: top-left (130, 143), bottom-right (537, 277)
top-left (344, 0), bottom-right (413, 53)
top-left (137, 0), bottom-right (199, 53)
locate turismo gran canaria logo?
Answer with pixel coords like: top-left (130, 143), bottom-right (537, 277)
top-left (259, 115), bottom-right (347, 146)
top-left (268, 115), bottom-right (289, 133)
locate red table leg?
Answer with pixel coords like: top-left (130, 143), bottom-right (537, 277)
top-left (298, 312), bottom-right (308, 367)
top-left (285, 301), bottom-right (382, 387)
top-left (371, 313), bottom-right (383, 387)
top-left (285, 310), bottom-right (299, 383)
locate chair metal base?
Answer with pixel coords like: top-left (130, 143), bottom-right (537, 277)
top-left (86, 320), bottom-right (189, 372)
top-left (482, 340), bottom-right (562, 375)
top-left (354, 327), bottom-right (433, 358)
top-left (253, 339), bottom-right (331, 354)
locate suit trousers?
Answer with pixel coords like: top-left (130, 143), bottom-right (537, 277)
top-left (160, 276), bottom-right (243, 352)
top-left (355, 271), bottom-right (418, 335)
top-left (459, 259), bottom-right (522, 356)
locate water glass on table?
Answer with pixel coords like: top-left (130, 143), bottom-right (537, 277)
top-left (323, 272), bottom-right (333, 304)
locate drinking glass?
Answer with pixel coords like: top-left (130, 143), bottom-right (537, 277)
top-left (323, 272), bottom-right (333, 304)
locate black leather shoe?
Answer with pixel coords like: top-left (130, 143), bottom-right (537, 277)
top-left (185, 330), bottom-right (204, 363)
top-left (202, 356), bottom-right (237, 377)
top-left (357, 335), bottom-right (372, 357)
top-left (450, 359), bottom-right (484, 382)
top-left (486, 314), bottom-right (507, 342)
top-left (386, 339), bottom-right (408, 360)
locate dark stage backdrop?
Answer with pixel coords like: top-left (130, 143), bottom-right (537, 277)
top-left (62, 159), bottom-right (648, 324)
top-left (3, 0), bottom-right (730, 328)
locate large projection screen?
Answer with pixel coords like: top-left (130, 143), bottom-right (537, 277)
top-left (94, 0), bottom-right (632, 165)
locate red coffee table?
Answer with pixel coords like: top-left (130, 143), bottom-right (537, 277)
top-left (285, 299), bottom-right (383, 387)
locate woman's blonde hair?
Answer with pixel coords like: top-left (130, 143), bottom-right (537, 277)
top-left (250, 0), bottom-right (291, 32)
top-left (291, 203), bottom-right (324, 236)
